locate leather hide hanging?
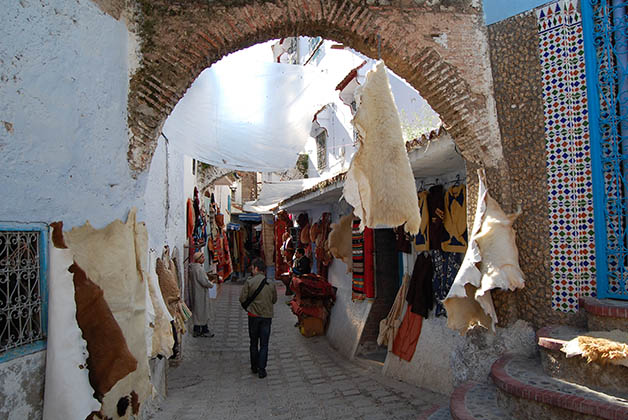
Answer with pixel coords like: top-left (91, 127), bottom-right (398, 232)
top-left (443, 170), bottom-right (525, 335)
top-left (43, 235), bottom-right (100, 420)
top-left (342, 61), bottom-right (421, 235)
top-left (327, 214), bottom-right (354, 273)
top-left (148, 249), bottom-right (175, 359)
top-left (61, 208), bottom-right (152, 418)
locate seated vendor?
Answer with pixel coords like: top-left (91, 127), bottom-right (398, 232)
top-left (292, 247), bottom-right (311, 276)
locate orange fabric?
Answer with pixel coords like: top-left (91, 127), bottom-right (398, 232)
top-left (186, 199), bottom-right (194, 238)
top-left (391, 305), bottom-right (423, 362)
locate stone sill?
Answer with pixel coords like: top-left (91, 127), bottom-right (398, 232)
top-left (580, 297), bottom-right (628, 319)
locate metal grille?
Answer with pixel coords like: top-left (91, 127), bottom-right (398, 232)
top-left (583, 0), bottom-right (628, 298)
top-left (0, 231), bottom-right (44, 353)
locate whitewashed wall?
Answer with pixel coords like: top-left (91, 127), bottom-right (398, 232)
top-left (0, 1), bottom-right (181, 416)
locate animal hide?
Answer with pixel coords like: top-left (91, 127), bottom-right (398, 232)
top-left (43, 235), bottom-right (100, 420)
top-left (377, 274), bottom-right (410, 351)
top-left (342, 61), bottom-right (421, 235)
top-left (148, 249), bottom-right (174, 358)
top-left (562, 330), bottom-right (628, 367)
top-left (62, 208), bottom-right (152, 419)
top-left (328, 214), bottom-right (354, 273)
top-left (443, 170), bottom-right (524, 334)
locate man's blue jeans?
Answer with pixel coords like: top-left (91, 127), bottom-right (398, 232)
top-left (248, 316), bottom-right (272, 371)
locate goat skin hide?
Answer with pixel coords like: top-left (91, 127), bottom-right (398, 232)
top-left (148, 249), bottom-right (175, 358)
top-left (43, 236), bottom-right (100, 420)
top-left (562, 330), bottom-right (628, 367)
top-left (328, 214), bottom-right (354, 273)
top-left (443, 170), bottom-right (525, 334)
top-left (342, 61), bottom-right (421, 235)
top-left (63, 208), bottom-right (152, 419)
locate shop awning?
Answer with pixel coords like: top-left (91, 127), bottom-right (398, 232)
top-left (238, 213), bottom-right (262, 222)
top-left (227, 223), bottom-right (240, 231)
top-left (242, 177), bottom-right (330, 214)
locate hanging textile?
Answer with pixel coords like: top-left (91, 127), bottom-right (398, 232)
top-left (414, 190), bottom-right (430, 252)
top-left (214, 230), bottom-right (233, 281)
top-left (442, 184), bottom-right (468, 253)
top-left (427, 185), bottom-right (445, 250)
top-left (431, 250), bottom-right (463, 317)
top-left (407, 252), bottom-right (434, 317)
top-left (391, 305), bottom-right (423, 362)
top-left (352, 218), bottom-right (374, 300)
top-left (364, 227), bottom-right (375, 298)
top-left (378, 274), bottom-right (410, 351)
top-left (187, 198), bottom-right (195, 239)
top-left (394, 225), bottom-right (412, 254)
top-left (274, 211), bottom-right (291, 277)
top-left (314, 213), bottom-right (333, 280)
top-left (262, 220), bottom-right (275, 268)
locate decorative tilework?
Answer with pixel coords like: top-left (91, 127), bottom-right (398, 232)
top-left (538, 0), bottom-right (597, 312)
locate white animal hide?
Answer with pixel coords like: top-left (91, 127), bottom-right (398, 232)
top-left (63, 208), bottom-right (152, 418)
top-left (343, 61), bottom-right (421, 235)
top-left (43, 238), bottom-right (100, 420)
top-left (328, 214), bottom-right (354, 273)
top-left (443, 170), bottom-right (524, 334)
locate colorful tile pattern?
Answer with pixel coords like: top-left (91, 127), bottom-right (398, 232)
top-left (537, 0), bottom-right (597, 312)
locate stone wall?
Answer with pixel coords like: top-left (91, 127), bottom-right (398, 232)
top-left (487, 10), bottom-right (582, 328)
top-left (0, 352), bottom-right (45, 420)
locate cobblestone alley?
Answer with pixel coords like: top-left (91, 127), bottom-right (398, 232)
top-left (148, 281), bottom-right (447, 420)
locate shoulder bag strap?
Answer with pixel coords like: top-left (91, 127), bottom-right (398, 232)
top-left (242, 278), bottom-right (267, 310)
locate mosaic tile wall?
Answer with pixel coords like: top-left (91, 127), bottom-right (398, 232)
top-left (537, 0), bottom-right (596, 312)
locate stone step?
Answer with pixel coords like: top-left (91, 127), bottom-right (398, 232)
top-left (490, 354), bottom-right (628, 419)
top-left (418, 404), bottom-right (452, 420)
top-left (537, 325), bottom-right (628, 397)
top-left (449, 381), bottom-right (509, 420)
top-left (580, 297), bottom-right (628, 331)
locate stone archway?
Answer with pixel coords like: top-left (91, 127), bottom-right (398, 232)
top-left (121, 0), bottom-right (503, 177)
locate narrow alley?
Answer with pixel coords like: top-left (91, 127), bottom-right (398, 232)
top-left (148, 281), bottom-right (447, 420)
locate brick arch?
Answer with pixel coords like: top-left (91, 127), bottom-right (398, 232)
top-left (128, 0), bottom-right (502, 174)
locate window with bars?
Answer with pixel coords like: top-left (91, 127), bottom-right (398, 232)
top-left (316, 131), bottom-right (327, 170)
top-left (0, 225), bottom-right (48, 361)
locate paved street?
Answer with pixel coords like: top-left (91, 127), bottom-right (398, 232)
top-left (148, 281), bottom-right (446, 420)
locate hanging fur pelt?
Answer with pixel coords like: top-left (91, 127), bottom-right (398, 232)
top-left (443, 169), bottom-right (524, 334)
top-left (327, 214), bottom-right (354, 273)
top-left (343, 61), bottom-right (420, 234)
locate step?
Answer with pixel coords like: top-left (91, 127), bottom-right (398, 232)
top-left (537, 325), bottom-right (628, 397)
top-left (450, 381), bottom-right (509, 420)
top-left (418, 404), bottom-right (451, 420)
top-left (580, 297), bottom-right (628, 331)
top-left (490, 354), bottom-right (628, 419)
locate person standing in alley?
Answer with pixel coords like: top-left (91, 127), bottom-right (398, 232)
top-left (189, 251), bottom-right (216, 337)
top-left (239, 257), bottom-right (277, 378)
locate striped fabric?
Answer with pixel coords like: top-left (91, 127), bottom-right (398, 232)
top-left (352, 218), bottom-right (375, 300)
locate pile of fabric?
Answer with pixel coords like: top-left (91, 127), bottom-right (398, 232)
top-left (289, 274), bottom-right (336, 337)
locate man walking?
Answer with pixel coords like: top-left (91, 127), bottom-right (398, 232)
top-left (239, 258), bottom-right (277, 378)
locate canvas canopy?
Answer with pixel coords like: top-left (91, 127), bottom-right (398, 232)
top-left (163, 62), bottom-right (335, 172)
top-left (243, 178), bottom-right (327, 214)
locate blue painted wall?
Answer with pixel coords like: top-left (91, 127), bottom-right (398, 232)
top-left (484, 0), bottom-right (550, 25)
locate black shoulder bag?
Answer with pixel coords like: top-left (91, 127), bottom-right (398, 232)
top-left (241, 278), bottom-right (267, 310)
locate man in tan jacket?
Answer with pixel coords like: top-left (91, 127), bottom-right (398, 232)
top-left (239, 258), bottom-right (277, 378)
